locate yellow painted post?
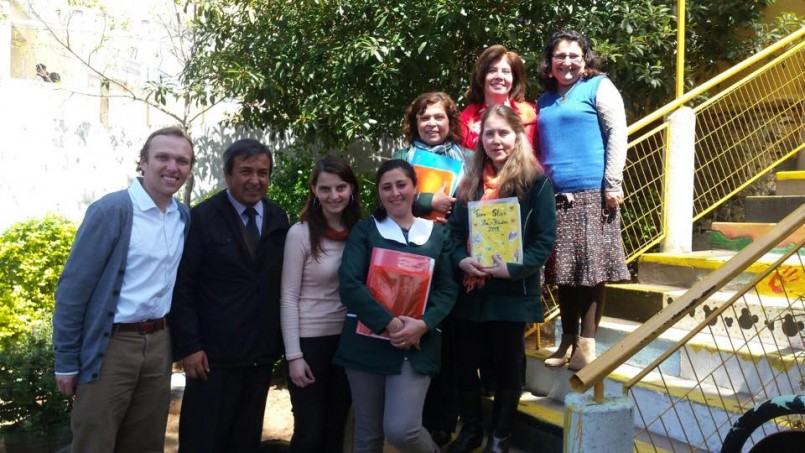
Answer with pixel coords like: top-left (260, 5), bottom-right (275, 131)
top-left (676, 0), bottom-right (686, 98)
top-left (594, 381), bottom-right (604, 402)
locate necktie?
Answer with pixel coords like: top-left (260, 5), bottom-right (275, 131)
top-left (244, 207), bottom-right (261, 245)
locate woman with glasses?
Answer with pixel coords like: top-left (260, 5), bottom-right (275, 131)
top-left (459, 45), bottom-right (538, 152)
top-left (536, 30), bottom-right (630, 371)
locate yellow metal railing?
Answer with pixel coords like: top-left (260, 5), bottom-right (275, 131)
top-left (619, 27), bottom-right (805, 263)
top-left (562, 28), bottom-right (805, 449)
top-left (538, 28), bottom-right (805, 341)
top-left (573, 205), bottom-right (805, 451)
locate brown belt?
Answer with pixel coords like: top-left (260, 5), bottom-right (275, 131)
top-left (113, 317), bottom-right (166, 334)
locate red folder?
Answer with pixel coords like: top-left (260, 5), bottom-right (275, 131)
top-left (356, 248), bottom-right (435, 339)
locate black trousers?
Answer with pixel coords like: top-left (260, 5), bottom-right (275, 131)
top-left (287, 335), bottom-right (351, 453)
top-left (178, 362), bottom-right (273, 453)
top-left (453, 319), bottom-right (525, 394)
top-left (422, 316), bottom-right (458, 434)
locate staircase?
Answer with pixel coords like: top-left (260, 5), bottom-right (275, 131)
top-left (512, 158), bottom-right (805, 452)
top-left (505, 27), bottom-right (805, 451)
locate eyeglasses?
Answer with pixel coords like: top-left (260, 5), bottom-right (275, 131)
top-left (552, 53), bottom-right (583, 62)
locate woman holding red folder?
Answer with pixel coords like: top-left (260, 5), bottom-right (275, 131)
top-left (280, 156), bottom-right (362, 452)
top-left (393, 91), bottom-right (471, 445)
top-left (447, 105), bottom-right (556, 453)
top-left (335, 159), bottom-right (459, 453)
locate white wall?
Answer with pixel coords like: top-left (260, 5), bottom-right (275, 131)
top-left (0, 79), bottom-right (276, 231)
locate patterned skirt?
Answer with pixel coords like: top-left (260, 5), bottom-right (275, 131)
top-left (545, 189), bottom-right (631, 287)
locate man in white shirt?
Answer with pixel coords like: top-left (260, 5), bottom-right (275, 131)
top-left (53, 126), bottom-right (194, 452)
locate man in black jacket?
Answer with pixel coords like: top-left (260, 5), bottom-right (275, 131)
top-left (170, 139), bottom-right (289, 453)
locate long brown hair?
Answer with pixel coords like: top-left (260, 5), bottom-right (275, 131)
top-left (466, 45), bottom-right (528, 104)
top-left (457, 105), bottom-right (543, 202)
top-left (299, 156), bottom-right (362, 260)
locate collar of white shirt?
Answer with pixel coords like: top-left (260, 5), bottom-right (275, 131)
top-left (226, 190), bottom-right (264, 226)
top-left (128, 177), bottom-right (178, 214)
top-left (373, 216), bottom-right (433, 245)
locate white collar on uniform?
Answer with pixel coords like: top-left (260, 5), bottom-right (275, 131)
top-left (373, 216), bottom-right (433, 245)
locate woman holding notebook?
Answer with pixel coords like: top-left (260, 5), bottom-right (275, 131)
top-left (447, 105), bottom-right (555, 453)
top-left (392, 92), bottom-right (470, 223)
top-left (392, 91), bottom-right (470, 445)
top-left (335, 159), bottom-right (459, 453)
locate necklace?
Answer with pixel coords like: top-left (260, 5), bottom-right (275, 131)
top-left (559, 81), bottom-right (579, 103)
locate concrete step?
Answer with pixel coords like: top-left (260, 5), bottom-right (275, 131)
top-left (605, 282), bottom-right (678, 322)
top-left (526, 334), bottom-right (801, 452)
top-left (710, 221), bottom-right (805, 252)
top-left (525, 349), bottom-right (742, 451)
top-left (776, 170), bottom-right (805, 195)
top-left (744, 195), bottom-right (805, 222)
top-left (636, 250), bottom-right (804, 298)
top-left (534, 317), bottom-right (804, 397)
top-left (514, 392), bottom-right (678, 453)
top-left (605, 283), bottom-right (805, 349)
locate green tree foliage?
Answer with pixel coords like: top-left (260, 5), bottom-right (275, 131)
top-left (0, 216), bottom-right (76, 346)
top-left (0, 217), bottom-right (74, 433)
top-left (0, 324), bottom-right (70, 434)
top-left (184, 0), bottom-right (798, 148)
top-left (270, 147), bottom-right (379, 223)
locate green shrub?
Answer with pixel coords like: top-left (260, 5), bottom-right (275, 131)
top-left (0, 216), bottom-right (75, 434)
top-left (0, 215), bottom-right (76, 347)
top-left (0, 322), bottom-right (71, 434)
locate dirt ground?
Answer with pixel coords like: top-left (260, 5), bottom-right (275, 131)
top-left (164, 375), bottom-right (294, 452)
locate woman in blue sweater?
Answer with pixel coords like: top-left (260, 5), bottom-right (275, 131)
top-left (536, 30), bottom-right (631, 371)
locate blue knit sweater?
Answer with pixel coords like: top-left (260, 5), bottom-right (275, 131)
top-left (537, 75), bottom-right (607, 193)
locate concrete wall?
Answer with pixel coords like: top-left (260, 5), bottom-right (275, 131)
top-left (0, 78), bottom-right (287, 232)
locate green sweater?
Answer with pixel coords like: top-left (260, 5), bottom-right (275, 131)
top-left (334, 216), bottom-right (458, 375)
top-left (448, 175), bottom-right (556, 323)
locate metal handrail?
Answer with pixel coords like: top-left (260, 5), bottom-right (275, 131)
top-left (571, 204), bottom-right (805, 393)
top-left (626, 26), bottom-right (805, 135)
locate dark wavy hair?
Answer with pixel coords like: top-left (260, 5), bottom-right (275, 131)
top-left (299, 156), bottom-right (362, 260)
top-left (466, 45), bottom-right (528, 104)
top-left (372, 159), bottom-right (417, 221)
top-left (537, 30), bottom-right (604, 93)
top-left (401, 92), bottom-right (462, 145)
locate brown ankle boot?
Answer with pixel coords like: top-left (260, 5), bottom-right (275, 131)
top-left (544, 334), bottom-right (578, 367)
top-left (567, 337), bottom-right (595, 371)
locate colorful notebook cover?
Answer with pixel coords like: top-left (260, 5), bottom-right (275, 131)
top-left (468, 197), bottom-right (522, 267)
top-left (409, 149), bottom-right (464, 197)
top-left (356, 248), bottom-right (435, 339)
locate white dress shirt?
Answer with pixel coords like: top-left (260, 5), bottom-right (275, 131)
top-left (114, 179), bottom-right (185, 323)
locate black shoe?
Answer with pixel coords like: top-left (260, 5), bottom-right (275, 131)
top-left (430, 429), bottom-right (452, 447)
top-left (447, 391), bottom-right (483, 453)
top-left (446, 428), bottom-right (483, 453)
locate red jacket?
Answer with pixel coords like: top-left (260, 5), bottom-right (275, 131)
top-left (459, 100), bottom-right (539, 156)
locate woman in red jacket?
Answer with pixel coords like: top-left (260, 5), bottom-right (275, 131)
top-left (459, 45), bottom-right (538, 152)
